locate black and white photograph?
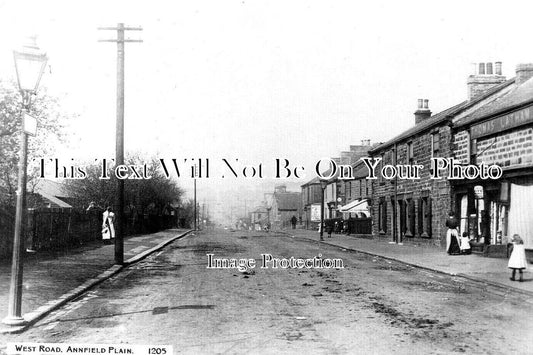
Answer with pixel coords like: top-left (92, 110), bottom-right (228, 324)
top-left (1, 0), bottom-right (532, 354)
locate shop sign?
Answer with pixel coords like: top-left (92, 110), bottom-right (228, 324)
top-left (471, 106), bottom-right (533, 139)
top-left (474, 185), bottom-right (484, 199)
top-left (311, 204), bottom-right (321, 222)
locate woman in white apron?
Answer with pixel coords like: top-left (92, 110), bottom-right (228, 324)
top-left (102, 206), bottom-right (116, 242)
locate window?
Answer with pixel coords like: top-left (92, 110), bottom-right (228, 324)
top-left (470, 138), bottom-right (477, 164)
top-left (431, 132), bottom-right (440, 158)
top-left (407, 142), bottom-right (414, 164)
top-left (359, 180), bottom-right (362, 196)
top-left (379, 154), bottom-right (385, 183)
top-left (365, 180), bottom-right (369, 196)
top-left (347, 181), bottom-right (352, 200)
top-left (479, 63), bottom-right (485, 75)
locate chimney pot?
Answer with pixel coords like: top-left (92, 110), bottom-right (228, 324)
top-left (414, 99), bottom-right (431, 124)
top-left (467, 61), bottom-right (506, 100)
top-left (495, 62), bottom-right (502, 75)
top-left (486, 62), bottom-right (493, 75)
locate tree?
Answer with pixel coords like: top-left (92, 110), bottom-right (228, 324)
top-left (0, 80), bottom-right (72, 206)
top-left (64, 155), bottom-right (185, 215)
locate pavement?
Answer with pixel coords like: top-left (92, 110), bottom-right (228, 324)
top-left (283, 229), bottom-right (533, 295)
top-left (0, 228), bottom-right (192, 334)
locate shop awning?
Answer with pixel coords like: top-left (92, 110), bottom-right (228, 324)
top-left (339, 199), bottom-right (369, 214)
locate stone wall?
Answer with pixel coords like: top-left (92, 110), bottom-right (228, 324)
top-left (370, 124), bottom-right (454, 247)
top-left (475, 126), bottom-right (533, 167)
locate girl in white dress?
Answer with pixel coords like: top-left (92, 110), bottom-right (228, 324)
top-left (508, 234), bottom-right (528, 282)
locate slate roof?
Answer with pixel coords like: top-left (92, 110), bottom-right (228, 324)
top-left (369, 78), bottom-right (515, 154)
top-left (456, 76), bottom-right (533, 127)
top-left (274, 192), bottom-right (300, 211)
top-left (301, 167), bottom-right (341, 187)
top-left (350, 160), bottom-right (371, 179)
top-left (251, 206), bottom-right (268, 214)
top-left (32, 179), bottom-right (72, 208)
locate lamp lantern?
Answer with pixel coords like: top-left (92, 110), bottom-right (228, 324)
top-left (13, 36), bottom-right (48, 96)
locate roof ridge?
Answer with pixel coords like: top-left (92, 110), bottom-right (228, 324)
top-left (370, 78), bottom-right (515, 153)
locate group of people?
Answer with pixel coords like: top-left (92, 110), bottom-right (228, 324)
top-left (445, 211), bottom-right (471, 255)
top-left (445, 210), bottom-right (528, 282)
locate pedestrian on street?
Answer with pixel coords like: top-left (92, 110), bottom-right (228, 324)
top-left (460, 232), bottom-right (471, 255)
top-left (508, 234), bottom-right (528, 282)
top-left (291, 215), bottom-right (297, 229)
top-left (325, 223), bottom-right (333, 238)
top-left (445, 210), bottom-right (461, 255)
top-left (102, 206), bottom-right (116, 243)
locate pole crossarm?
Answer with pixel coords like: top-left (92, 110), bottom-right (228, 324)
top-left (98, 40), bottom-right (144, 43)
top-left (98, 26), bottom-right (143, 31)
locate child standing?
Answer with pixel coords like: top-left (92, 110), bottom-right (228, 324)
top-left (460, 232), bottom-right (471, 255)
top-left (508, 234), bottom-right (528, 282)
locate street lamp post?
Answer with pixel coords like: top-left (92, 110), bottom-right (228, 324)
top-left (3, 37), bottom-right (47, 326)
top-left (319, 180), bottom-right (329, 241)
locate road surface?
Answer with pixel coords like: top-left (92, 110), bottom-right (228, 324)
top-left (3, 229), bottom-right (532, 354)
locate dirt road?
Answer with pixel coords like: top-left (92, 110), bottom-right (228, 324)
top-left (3, 229), bottom-right (532, 354)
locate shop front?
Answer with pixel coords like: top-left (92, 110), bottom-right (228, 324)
top-left (452, 97), bottom-right (533, 252)
top-left (452, 174), bottom-right (533, 252)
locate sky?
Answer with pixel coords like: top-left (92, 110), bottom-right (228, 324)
top-left (1, 0), bottom-right (533, 222)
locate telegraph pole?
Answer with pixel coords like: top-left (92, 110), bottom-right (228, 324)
top-left (194, 179), bottom-right (197, 231)
top-left (98, 23), bottom-right (142, 265)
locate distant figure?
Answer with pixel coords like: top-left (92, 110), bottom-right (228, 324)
top-left (445, 211), bottom-right (460, 255)
top-left (291, 215), bottom-right (297, 229)
top-left (86, 201), bottom-right (96, 211)
top-left (508, 234), bottom-right (527, 282)
top-left (460, 232), bottom-right (471, 255)
top-left (325, 224), bottom-right (333, 238)
top-left (102, 206), bottom-right (116, 243)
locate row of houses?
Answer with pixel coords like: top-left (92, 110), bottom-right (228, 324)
top-left (249, 185), bottom-right (302, 231)
top-left (302, 62), bottom-right (533, 253)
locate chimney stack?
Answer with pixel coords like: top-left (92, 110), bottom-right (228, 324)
top-left (340, 151), bottom-right (352, 165)
top-left (515, 63), bottom-right (533, 85)
top-left (467, 62), bottom-right (506, 100)
top-left (414, 99), bottom-right (431, 124)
